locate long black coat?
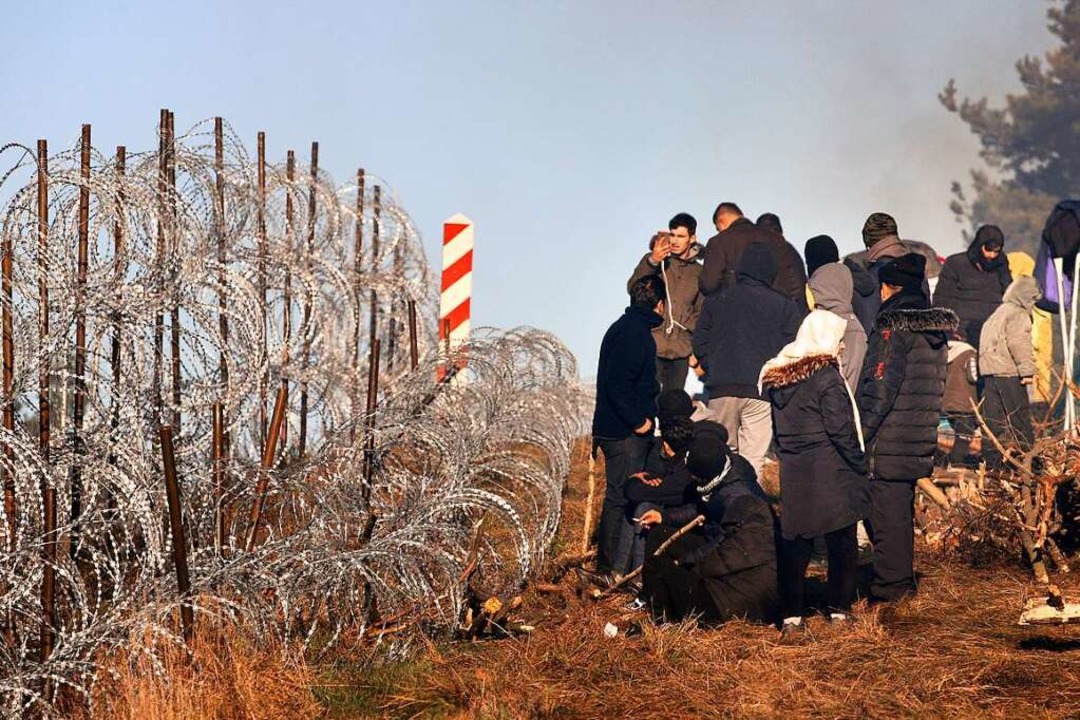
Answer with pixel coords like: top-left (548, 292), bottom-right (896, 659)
top-left (591, 305), bottom-right (663, 440)
top-left (933, 240), bottom-right (1011, 348)
top-left (657, 455), bottom-right (778, 618)
top-left (858, 292), bottom-right (956, 480)
top-left (762, 355), bottom-right (869, 540)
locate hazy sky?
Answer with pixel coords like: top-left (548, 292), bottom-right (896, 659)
top-left (0, 1), bottom-right (1056, 376)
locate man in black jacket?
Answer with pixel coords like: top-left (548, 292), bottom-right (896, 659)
top-left (699, 202), bottom-right (807, 312)
top-left (858, 254), bottom-right (956, 602)
top-left (932, 224), bottom-right (1011, 351)
top-left (692, 243), bottom-right (800, 476)
top-left (591, 274), bottom-right (666, 575)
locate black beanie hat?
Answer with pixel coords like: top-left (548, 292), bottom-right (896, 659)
top-left (756, 213), bottom-right (783, 236)
top-left (862, 212), bottom-right (899, 248)
top-left (687, 421), bottom-right (730, 481)
top-left (804, 235), bottom-right (840, 278)
top-left (974, 224), bottom-right (1005, 250)
top-left (657, 389), bottom-right (694, 425)
top-left (878, 253), bottom-right (926, 290)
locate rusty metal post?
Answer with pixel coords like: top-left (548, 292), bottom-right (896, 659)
top-left (367, 185), bottom-right (381, 357)
top-left (298, 142), bottom-right (317, 459)
top-left (257, 132), bottom-right (268, 448)
top-left (214, 118), bottom-right (229, 396)
top-left (279, 150), bottom-right (295, 452)
top-left (245, 383), bottom-right (289, 552)
top-left (70, 124), bottom-right (91, 558)
top-left (361, 339), bottom-right (381, 496)
top-left (160, 425), bottom-right (193, 641)
top-left (167, 111), bottom-right (181, 433)
top-left (153, 109), bottom-right (167, 426)
top-left (110, 147), bottom-right (126, 445)
top-left (351, 168), bottom-right (365, 434)
top-left (212, 403), bottom-right (225, 555)
top-left (407, 300), bottom-right (419, 371)
top-left (359, 339), bottom-right (382, 552)
top-left (37, 139), bottom-right (56, 664)
top-left (1, 142), bottom-right (16, 551)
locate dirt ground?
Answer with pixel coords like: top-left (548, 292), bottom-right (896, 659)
top-left (324, 441), bottom-right (1080, 719)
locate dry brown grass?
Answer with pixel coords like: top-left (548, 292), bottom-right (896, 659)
top-left (83, 615), bottom-right (323, 720)
top-left (362, 439), bottom-right (1080, 719)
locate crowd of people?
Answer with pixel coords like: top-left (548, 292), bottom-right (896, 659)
top-left (588, 204), bottom-right (1043, 635)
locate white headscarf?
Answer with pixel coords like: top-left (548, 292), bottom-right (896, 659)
top-left (758, 310), bottom-right (864, 450)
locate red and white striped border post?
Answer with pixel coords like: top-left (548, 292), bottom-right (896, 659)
top-left (439, 213), bottom-right (473, 380)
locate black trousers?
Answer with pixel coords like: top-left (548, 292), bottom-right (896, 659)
top-left (867, 479), bottom-right (916, 602)
top-left (779, 524), bottom-right (858, 618)
top-left (982, 375), bottom-right (1034, 470)
top-left (595, 435), bottom-right (653, 573)
top-left (944, 412), bottom-right (978, 467)
top-left (656, 356), bottom-right (689, 395)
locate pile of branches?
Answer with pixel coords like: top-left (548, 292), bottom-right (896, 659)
top-left (0, 120), bottom-right (589, 715)
top-left (919, 397), bottom-right (1080, 582)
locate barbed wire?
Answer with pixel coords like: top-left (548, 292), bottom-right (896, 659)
top-left (0, 119), bottom-right (588, 716)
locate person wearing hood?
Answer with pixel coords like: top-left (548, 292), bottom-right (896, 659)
top-left (808, 262), bottom-right (868, 390)
top-left (938, 332), bottom-right (980, 468)
top-left (699, 202), bottom-right (808, 314)
top-left (592, 274), bottom-right (667, 575)
top-left (760, 311), bottom-right (869, 633)
top-left (858, 254), bottom-right (956, 602)
top-left (692, 242), bottom-right (801, 476)
top-left (627, 213), bottom-right (704, 393)
top-left (846, 213), bottom-right (938, 334)
top-left (638, 421), bottom-right (778, 624)
top-left (804, 234), bottom-right (877, 324)
top-left (932, 225), bottom-right (1011, 352)
top-left (978, 276), bottom-right (1041, 470)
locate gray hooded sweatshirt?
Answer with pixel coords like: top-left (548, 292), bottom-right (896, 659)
top-left (809, 262), bottom-right (868, 391)
top-left (978, 275), bottom-right (1040, 378)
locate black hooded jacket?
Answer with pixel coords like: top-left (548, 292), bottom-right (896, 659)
top-left (933, 239), bottom-right (1011, 349)
top-left (857, 291), bottom-right (957, 480)
top-left (762, 356), bottom-right (869, 539)
top-left (692, 243), bottom-right (801, 399)
top-left (663, 453), bottom-right (777, 578)
top-left (592, 305), bottom-right (664, 440)
top-left (846, 258), bottom-right (879, 334)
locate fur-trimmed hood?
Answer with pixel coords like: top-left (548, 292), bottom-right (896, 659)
top-left (877, 306), bottom-right (958, 334)
top-left (760, 354), bottom-right (837, 390)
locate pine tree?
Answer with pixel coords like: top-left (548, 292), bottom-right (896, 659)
top-left (941, 0), bottom-right (1080, 253)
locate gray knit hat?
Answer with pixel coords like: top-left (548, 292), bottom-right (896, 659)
top-left (862, 212), bottom-right (899, 248)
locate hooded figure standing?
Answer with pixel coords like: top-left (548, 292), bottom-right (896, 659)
top-left (627, 213), bottom-right (704, 393)
top-left (760, 310), bottom-right (869, 632)
top-left (978, 276), bottom-right (1041, 469)
top-left (858, 254), bottom-right (956, 602)
top-left (692, 242), bottom-right (801, 476)
top-left (804, 234), bottom-right (877, 322)
top-left (933, 225), bottom-right (1011, 351)
top-left (808, 262), bottom-right (868, 391)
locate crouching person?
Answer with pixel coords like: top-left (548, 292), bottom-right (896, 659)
top-left (639, 421), bottom-right (778, 624)
top-left (760, 310), bottom-right (869, 634)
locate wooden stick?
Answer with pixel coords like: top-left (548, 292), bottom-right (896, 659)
top-left (917, 477), bottom-right (950, 510)
top-left (581, 451), bottom-right (597, 554)
top-left (602, 515), bottom-right (705, 595)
